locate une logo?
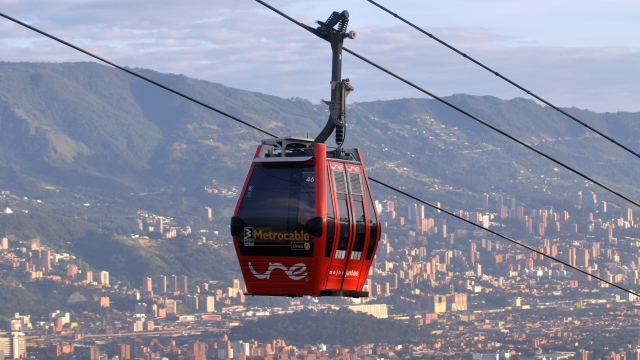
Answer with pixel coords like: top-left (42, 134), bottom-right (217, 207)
top-left (248, 262), bottom-right (307, 281)
top-left (346, 165), bottom-right (361, 173)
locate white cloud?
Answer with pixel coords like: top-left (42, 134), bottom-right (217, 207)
top-left (0, 0), bottom-right (638, 112)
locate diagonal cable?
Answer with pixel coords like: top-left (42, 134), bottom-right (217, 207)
top-left (255, 0), bottom-right (640, 210)
top-left (2, 7), bottom-right (636, 298)
top-left (368, 177), bottom-right (639, 299)
top-left (366, 0), bottom-right (640, 161)
top-left (0, 11), bottom-right (278, 139)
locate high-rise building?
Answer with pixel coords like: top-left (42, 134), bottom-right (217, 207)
top-left (0, 332), bottom-right (11, 359)
top-left (578, 349), bottom-right (589, 360)
top-left (576, 249), bottom-right (590, 268)
top-left (192, 341), bottom-right (206, 360)
top-left (446, 293), bottom-right (468, 311)
top-left (117, 344), bottom-right (131, 359)
top-left (589, 191), bottom-right (598, 212)
top-left (233, 341), bottom-right (251, 359)
top-left (157, 218), bottom-right (164, 234)
top-left (66, 265), bottom-right (77, 278)
top-left (143, 277), bottom-right (153, 292)
top-left (99, 271), bottom-right (109, 286)
top-left (185, 295), bottom-right (198, 310)
top-left (42, 249), bottom-right (51, 272)
top-left (169, 275), bottom-right (178, 293)
top-left (30, 249), bottom-right (51, 272)
top-left (568, 247), bottom-right (576, 267)
top-left (426, 295), bottom-right (447, 314)
top-left (200, 296), bottom-right (215, 313)
top-left (178, 275), bottom-right (188, 294)
top-left (408, 204), bottom-right (416, 222)
top-left (84, 271), bottom-right (93, 283)
top-left (205, 207), bottom-right (213, 221)
top-left (11, 332), bottom-right (26, 359)
top-left (90, 346), bottom-right (100, 360)
top-left (482, 193), bottom-right (489, 211)
top-left (0, 237), bottom-right (8, 250)
top-left (128, 321), bottom-right (144, 333)
top-left (577, 191), bottom-right (583, 209)
top-left (157, 275), bottom-right (167, 294)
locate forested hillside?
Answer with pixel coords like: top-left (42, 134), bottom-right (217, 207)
top-left (1, 61), bottom-right (639, 316)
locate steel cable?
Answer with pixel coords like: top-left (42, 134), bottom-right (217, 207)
top-left (367, 0), bottom-right (640, 161)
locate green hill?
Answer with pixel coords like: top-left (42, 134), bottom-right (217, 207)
top-left (230, 308), bottom-right (417, 346)
top-left (2, 61), bottom-right (640, 204)
top-left (1, 60), bottom-right (640, 299)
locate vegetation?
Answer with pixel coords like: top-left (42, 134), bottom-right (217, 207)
top-left (2, 60), bottom-right (640, 318)
top-left (230, 308), bottom-right (417, 346)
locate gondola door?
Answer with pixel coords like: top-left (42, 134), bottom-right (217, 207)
top-left (339, 163), bottom-right (369, 291)
top-left (324, 162), bottom-right (352, 290)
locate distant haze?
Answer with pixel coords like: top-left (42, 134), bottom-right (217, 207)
top-left (0, 0), bottom-right (639, 112)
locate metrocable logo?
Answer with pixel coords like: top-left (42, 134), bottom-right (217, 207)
top-left (248, 262), bottom-right (308, 281)
top-left (244, 227), bottom-right (310, 241)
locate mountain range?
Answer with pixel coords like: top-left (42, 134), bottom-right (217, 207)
top-left (1, 61), bottom-right (640, 311)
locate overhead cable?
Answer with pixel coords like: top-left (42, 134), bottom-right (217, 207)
top-left (368, 177), bottom-right (639, 299)
top-left (3, 7), bottom-right (637, 298)
top-left (367, 0), bottom-right (640, 161)
top-left (255, 0), bottom-right (640, 210)
top-left (0, 11), bottom-right (278, 139)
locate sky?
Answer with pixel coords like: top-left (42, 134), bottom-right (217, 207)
top-left (0, 0), bottom-right (639, 112)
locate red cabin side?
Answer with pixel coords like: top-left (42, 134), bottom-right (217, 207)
top-left (230, 139), bottom-right (380, 297)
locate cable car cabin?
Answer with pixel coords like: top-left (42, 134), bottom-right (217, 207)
top-left (230, 137), bottom-right (380, 297)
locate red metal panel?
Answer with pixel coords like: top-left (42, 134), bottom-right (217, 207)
top-left (356, 149), bottom-right (380, 291)
top-left (324, 162), bottom-right (350, 290)
top-left (232, 146), bottom-right (378, 297)
top-left (340, 163), bottom-right (365, 291)
top-left (240, 257), bottom-right (314, 295)
top-left (233, 148), bottom-right (321, 296)
top-left (313, 144), bottom-right (328, 294)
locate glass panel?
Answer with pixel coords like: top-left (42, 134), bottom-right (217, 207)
top-left (325, 172), bottom-right (336, 257)
top-left (364, 179), bottom-right (379, 260)
top-left (236, 165), bottom-right (315, 257)
top-left (352, 195), bottom-right (366, 255)
top-left (336, 193), bottom-right (350, 257)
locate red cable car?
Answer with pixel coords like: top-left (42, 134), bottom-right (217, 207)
top-left (230, 138), bottom-right (379, 297)
top-left (229, 11), bottom-right (380, 297)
